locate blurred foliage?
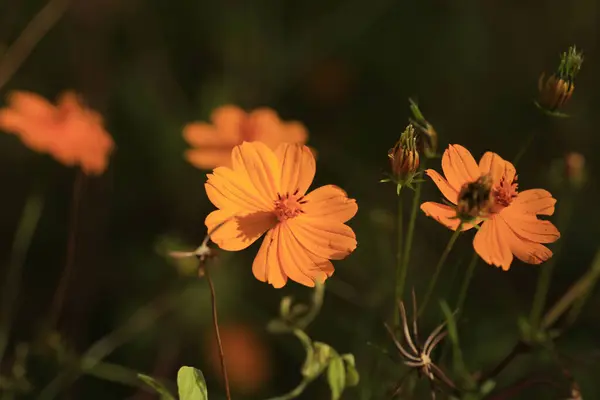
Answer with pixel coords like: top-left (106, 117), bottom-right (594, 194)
top-left (0, 0), bottom-right (599, 399)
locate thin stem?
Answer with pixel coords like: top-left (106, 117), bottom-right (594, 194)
top-left (0, 185), bottom-right (45, 365)
top-left (49, 171), bottom-right (85, 329)
top-left (542, 249), bottom-right (600, 330)
top-left (203, 267), bottom-right (232, 400)
top-left (399, 160), bottom-right (427, 301)
top-left (393, 189), bottom-right (404, 327)
top-left (86, 361), bottom-right (147, 389)
top-left (0, 0), bottom-right (70, 91)
top-left (479, 342), bottom-right (529, 383)
top-left (455, 251), bottom-right (479, 318)
top-left (485, 377), bottom-right (562, 400)
top-left (266, 379), bottom-right (311, 400)
top-left (512, 131), bottom-right (537, 167)
top-left (418, 226), bottom-right (462, 316)
top-left (298, 281), bottom-right (325, 329)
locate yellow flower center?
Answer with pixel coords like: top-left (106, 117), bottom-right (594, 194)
top-left (273, 191), bottom-right (305, 222)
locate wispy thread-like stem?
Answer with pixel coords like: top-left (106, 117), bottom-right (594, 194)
top-left (418, 226), bottom-right (462, 316)
top-left (49, 171), bottom-right (85, 329)
top-left (0, 0), bottom-right (70, 91)
top-left (203, 266), bottom-right (232, 400)
top-left (393, 189), bottom-right (404, 327)
top-left (455, 251), bottom-right (478, 319)
top-left (0, 184), bottom-right (45, 365)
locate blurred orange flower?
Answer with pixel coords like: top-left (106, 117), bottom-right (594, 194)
top-left (0, 91), bottom-right (114, 175)
top-left (183, 105), bottom-right (309, 169)
top-left (205, 141), bottom-right (357, 287)
top-left (421, 144), bottom-right (560, 270)
top-left (205, 323), bottom-right (271, 395)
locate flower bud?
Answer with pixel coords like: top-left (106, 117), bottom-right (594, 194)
top-left (456, 175), bottom-right (492, 223)
top-left (565, 152), bottom-right (585, 189)
top-left (388, 124), bottom-right (420, 181)
top-left (536, 46), bottom-right (583, 114)
top-left (409, 99), bottom-right (438, 158)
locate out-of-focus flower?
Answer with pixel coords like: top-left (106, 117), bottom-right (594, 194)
top-left (421, 144), bottom-right (560, 270)
top-left (565, 152), bottom-right (586, 189)
top-left (205, 323), bottom-right (272, 395)
top-left (204, 141), bottom-right (357, 288)
top-left (183, 105), bottom-right (310, 169)
top-left (409, 99), bottom-right (438, 159)
top-left (0, 91), bottom-right (114, 175)
top-left (536, 46), bottom-right (583, 115)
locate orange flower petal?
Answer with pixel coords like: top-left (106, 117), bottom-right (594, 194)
top-left (6, 91), bottom-right (55, 119)
top-left (510, 189), bottom-right (556, 216)
top-left (231, 142), bottom-right (280, 202)
top-left (479, 151), bottom-right (516, 185)
top-left (206, 167), bottom-right (273, 211)
top-left (276, 223), bottom-right (331, 286)
top-left (183, 123), bottom-right (237, 147)
top-left (289, 218), bottom-right (356, 260)
top-left (206, 210), bottom-right (275, 251)
top-left (252, 226), bottom-right (288, 288)
top-left (302, 185), bottom-right (357, 223)
top-left (425, 169), bottom-right (459, 203)
top-left (473, 218), bottom-right (513, 270)
top-left (211, 105), bottom-right (246, 143)
top-left (420, 202), bottom-right (478, 231)
top-left (499, 209), bottom-right (560, 244)
top-left (186, 149), bottom-right (233, 170)
top-left (283, 121), bottom-right (308, 144)
top-left (275, 144), bottom-right (315, 196)
top-left (500, 217), bottom-right (553, 265)
top-left (441, 144), bottom-right (480, 190)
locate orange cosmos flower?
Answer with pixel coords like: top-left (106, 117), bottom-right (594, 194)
top-left (421, 144), bottom-right (560, 270)
top-left (205, 141), bottom-right (357, 287)
top-left (183, 105), bottom-right (309, 169)
top-left (0, 91), bottom-right (114, 175)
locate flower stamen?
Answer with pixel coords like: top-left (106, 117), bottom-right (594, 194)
top-left (274, 190), bottom-right (305, 221)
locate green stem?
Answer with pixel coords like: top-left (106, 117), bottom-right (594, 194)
top-left (393, 189), bottom-right (404, 327)
top-left (0, 185), bottom-right (45, 365)
top-left (542, 249), bottom-right (600, 330)
top-left (86, 361), bottom-right (147, 389)
top-left (418, 226), bottom-right (462, 316)
top-left (298, 281), bottom-right (325, 329)
top-left (512, 131), bottom-right (537, 167)
top-left (398, 160), bottom-right (427, 308)
top-left (266, 379), bottom-right (311, 400)
top-left (455, 251), bottom-right (479, 317)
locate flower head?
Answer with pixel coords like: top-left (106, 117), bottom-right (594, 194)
top-left (183, 105), bottom-right (309, 169)
top-left (389, 125), bottom-right (420, 179)
top-left (421, 144), bottom-right (560, 270)
top-left (536, 46), bottom-right (583, 115)
top-left (0, 91), bottom-right (114, 175)
top-left (205, 141), bottom-right (357, 287)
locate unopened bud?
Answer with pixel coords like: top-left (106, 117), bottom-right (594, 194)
top-left (536, 46), bottom-right (583, 114)
top-left (388, 124), bottom-right (420, 181)
top-left (456, 175), bottom-right (492, 223)
top-left (409, 99), bottom-right (438, 158)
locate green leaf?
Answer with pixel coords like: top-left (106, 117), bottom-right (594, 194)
top-left (327, 355), bottom-right (346, 400)
top-left (177, 366), bottom-right (208, 400)
top-left (302, 341), bottom-right (332, 379)
top-left (341, 354), bottom-right (359, 387)
top-left (138, 374), bottom-right (176, 400)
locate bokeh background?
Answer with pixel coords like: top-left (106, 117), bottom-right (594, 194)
top-left (0, 0), bottom-right (599, 399)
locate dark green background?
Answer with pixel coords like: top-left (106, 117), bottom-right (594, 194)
top-left (0, 0), bottom-right (598, 398)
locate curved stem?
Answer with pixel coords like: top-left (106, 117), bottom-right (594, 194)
top-left (418, 226), bottom-right (462, 316)
top-left (0, 0), bottom-right (70, 91)
top-left (265, 379), bottom-right (311, 400)
top-left (49, 171), bottom-right (85, 328)
top-left (479, 341), bottom-right (529, 383)
top-left (298, 281), bottom-right (325, 329)
top-left (393, 189), bottom-right (404, 327)
top-left (203, 267), bottom-right (232, 400)
top-left (0, 184), bottom-right (45, 365)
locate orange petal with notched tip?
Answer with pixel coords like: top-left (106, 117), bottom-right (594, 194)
top-left (420, 202), bottom-right (479, 231)
top-left (275, 143), bottom-right (315, 196)
top-left (252, 226), bottom-right (288, 288)
top-left (301, 185), bottom-right (357, 223)
top-left (231, 142), bottom-right (280, 202)
top-left (473, 218), bottom-right (514, 270)
top-left (205, 209), bottom-right (275, 251)
top-left (479, 151), bottom-right (516, 186)
top-left (500, 217), bottom-right (553, 265)
top-left (441, 144), bottom-right (480, 190)
top-left (499, 210), bottom-right (560, 244)
top-left (205, 167), bottom-right (273, 211)
top-left (510, 189), bottom-right (556, 216)
top-left (425, 169), bottom-right (459, 203)
top-left (276, 223), bottom-right (327, 286)
top-left (289, 217), bottom-right (357, 260)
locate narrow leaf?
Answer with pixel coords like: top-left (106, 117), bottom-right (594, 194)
top-left (327, 355), bottom-right (346, 400)
top-left (138, 374), bottom-right (176, 400)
